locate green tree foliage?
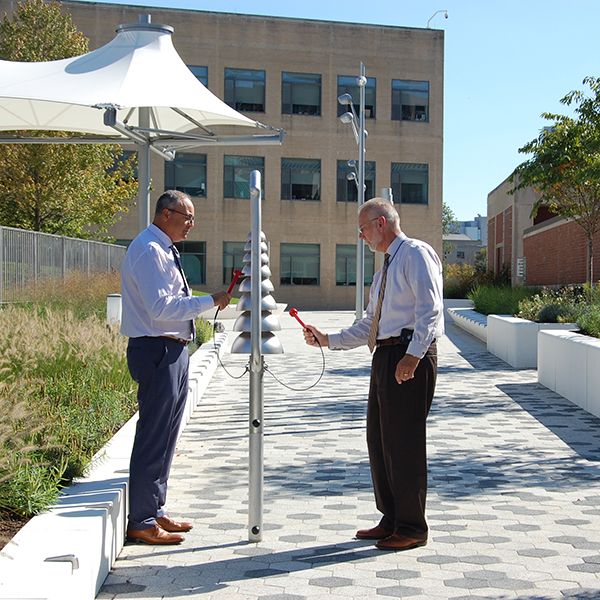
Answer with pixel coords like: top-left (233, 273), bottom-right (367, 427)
top-left (0, 0), bottom-right (137, 239)
top-left (513, 76), bottom-right (600, 285)
top-left (441, 200), bottom-right (456, 235)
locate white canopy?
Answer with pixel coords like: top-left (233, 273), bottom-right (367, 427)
top-left (0, 19), bottom-right (268, 138)
top-left (0, 15), bottom-right (283, 229)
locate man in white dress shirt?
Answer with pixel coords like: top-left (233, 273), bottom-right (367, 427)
top-left (304, 197), bottom-right (444, 551)
top-left (121, 189), bottom-right (230, 545)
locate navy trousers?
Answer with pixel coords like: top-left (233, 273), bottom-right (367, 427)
top-left (126, 336), bottom-right (189, 530)
top-left (367, 342), bottom-right (437, 539)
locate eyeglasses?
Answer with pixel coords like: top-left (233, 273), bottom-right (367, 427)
top-left (358, 216), bottom-right (380, 235)
top-left (167, 207), bottom-right (195, 224)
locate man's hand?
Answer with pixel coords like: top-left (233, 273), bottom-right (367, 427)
top-left (303, 324), bottom-right (328, 348)
top-left (211, 291), bottom-right (231, 310)
top-left (395, 354), bottom-right (420, 384)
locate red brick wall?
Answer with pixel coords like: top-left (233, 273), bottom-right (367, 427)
top-left (487, 216), bottom-right (495, 271)
top-left (504, 206), bottom-right (513, 274)
top-left (523, 221), bottom-right (600, 285)
top-left (487, 208), bottom-right (513, 276)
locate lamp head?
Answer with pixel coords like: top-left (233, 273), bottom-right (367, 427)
top-left (339, 111), bottom-right (355, 125)
top-left (346, 172), bottom-right (357, 182)
top-left (337, 93), bottom-right (353, 106)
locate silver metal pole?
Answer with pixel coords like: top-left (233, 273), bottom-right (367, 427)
top-left (137, 107), bottom-right (151, 232)
top-left (380, 187), bottom-right (394, 204)
top-left (248, 169), bottom-right (263, 542)
top-left (355, 63), bottom-right (367, 321)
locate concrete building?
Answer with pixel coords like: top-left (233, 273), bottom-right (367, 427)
top-left (443, 233), bottom-right (483, 266)
top-left (0, 0), bottom-right (444, 309)
top-left (451, 214), bottom-right (487, 245)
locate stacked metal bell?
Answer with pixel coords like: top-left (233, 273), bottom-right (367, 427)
top-left (230, 231), bottom-right (283, 354)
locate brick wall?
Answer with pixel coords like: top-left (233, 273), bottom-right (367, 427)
top-left (504, 206), bottom-right (513, 274)
top-left (523, 220), bottom-right (600, 285)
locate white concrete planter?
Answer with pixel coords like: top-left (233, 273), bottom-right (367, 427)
top-left (0, 333), bottom-right (228, 600)
top-left (487, 315), bottom-right (577, 369)
top-left (538, 329), bottom-right (600, 419)
top-left (447, 307), bottom-right (488, 343)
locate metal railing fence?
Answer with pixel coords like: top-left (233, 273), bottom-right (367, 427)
top-left (0, 225), bottom-right (126, 304)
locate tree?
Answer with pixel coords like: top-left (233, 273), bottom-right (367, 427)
top-left (513, 76), bottom-right (600, 286)
top-left (441, 200), bottom-right (457, 261)
top-left (0, 0), bottom-right (137, 239)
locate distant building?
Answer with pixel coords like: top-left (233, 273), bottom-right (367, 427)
top-left (451, 215), bottom-right (487, 245)
top-left (443, 233), bottom-right (483, 265)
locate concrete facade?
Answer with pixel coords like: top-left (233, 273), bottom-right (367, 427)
top-left (0, 0), bottom-right (444, 309)
top-left (487, 174), bottom-right (535, 286)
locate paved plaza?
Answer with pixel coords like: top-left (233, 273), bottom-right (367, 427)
top-left (98, 311), bottom-right (600, 600)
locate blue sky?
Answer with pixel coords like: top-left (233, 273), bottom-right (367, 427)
top-left (76, 0), bottom-right (600, 221)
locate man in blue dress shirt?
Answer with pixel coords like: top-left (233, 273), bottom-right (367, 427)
top-left (121, 189), bottom-right (230, 545)
top-left (304, 197), bottom-right (444, 552)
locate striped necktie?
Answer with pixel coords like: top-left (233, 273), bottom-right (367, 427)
top-left (367, 253), bottom-right (390, 353)
top-left (170, 244), bottom-right (195, 341)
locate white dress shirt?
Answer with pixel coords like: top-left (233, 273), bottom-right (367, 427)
top-left (328, 233), bottom-right (444, 358)
top-left (120, 224), bottom-right (214, 340)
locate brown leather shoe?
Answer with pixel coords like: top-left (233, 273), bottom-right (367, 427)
top-left (126, 524), bottom-right (184, 545)
top-left (355, 525), bottom-right (393, 540)
top-left (375, 533), bottom-right (427, 551)
top-left (156, 515), bottom-right (193, 533)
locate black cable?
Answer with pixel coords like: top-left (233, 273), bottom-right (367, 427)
top-left (211, 306), bottom-right (326, 390)
top-left (212, 307), bottom-right (250, 380)
top-left (263, 336), bottom-right (325, 392)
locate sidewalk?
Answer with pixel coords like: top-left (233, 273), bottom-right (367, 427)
top-left (98, 311), bottom-right (600, 600)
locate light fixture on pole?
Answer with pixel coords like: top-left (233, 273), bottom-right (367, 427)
top-left (338, 63), bottom-right (368, 322)
top-left (426, 9), bottom-right (448, 28)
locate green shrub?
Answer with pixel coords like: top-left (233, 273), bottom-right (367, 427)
top-left (468, 284), bottom-right (536, 315)
top-left (517, 286), bottom-right (584, 323)
top-left (443, 263), bottom-right (478, 298)
top-left (577, 305), bottom-right (600, 338)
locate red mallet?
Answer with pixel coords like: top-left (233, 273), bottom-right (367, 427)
top-left (289, 307), bottom-right (307, 329)
top-left (226, 269), bottom-right (243, 294)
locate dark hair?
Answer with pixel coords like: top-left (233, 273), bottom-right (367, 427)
top-left (155, 190), bottom-right (190, 215)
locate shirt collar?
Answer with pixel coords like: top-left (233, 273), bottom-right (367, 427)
top-left (384, 232), bottom-right (407, 256)
top-left (148, 223), bottom-right (173, 250)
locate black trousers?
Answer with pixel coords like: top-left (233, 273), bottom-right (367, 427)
top-left (126, 336), bottom-right (189, 530)
top-left (367, 342), bottom-right (437, 539)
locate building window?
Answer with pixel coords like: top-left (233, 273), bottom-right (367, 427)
top-left (173, 241), bottom-right (206, 285)
top-left (337, 75), bottom-right (376, 118)
top-left (337, 160), bottom-right (376, 202)
top-left (280, 243), bottom-right (320, 285)
top-left (391, 163), bottom-right (429, 205)
top-left (457, 251), bottom-right (465, 259)
top-left (188, 65), bottom-right (208, 86)
top-left (281, 158), bottom-right (320, 201)
top-left (282, 71), bottom-right (321, 116)
top-left (224, 155), bottom-right (265, 199)
top-left (223, 241), bottom-right (246, 284)
top-left (391, 80), bottom-right (429, 122)
top-left (164, 152), bottom-right (207, 197)
top-left (224, 68), bottom-right (265, 112)
top-left (336, 244), bottom-right (374, 286)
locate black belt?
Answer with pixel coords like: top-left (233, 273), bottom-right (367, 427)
top-left (377, 328), bottom-right (413, 347)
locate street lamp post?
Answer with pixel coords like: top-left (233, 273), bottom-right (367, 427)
top-left (338, 63), bottom-right (367, 322)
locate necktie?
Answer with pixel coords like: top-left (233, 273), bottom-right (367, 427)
top-left (367, 253), bottom-right (390, 353)
top-left (170, 244), bottom-right (195, 340)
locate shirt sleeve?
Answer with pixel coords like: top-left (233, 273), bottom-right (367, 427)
top-left (132, 244), bottom-right (215, 321)
top-left (405, 245), bottom-right (443, 358)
